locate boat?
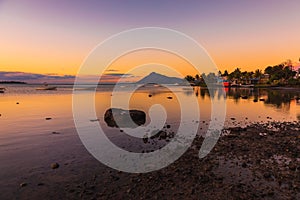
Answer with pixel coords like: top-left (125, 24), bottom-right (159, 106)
top-left (36, 86), bottom-right (57, 90)
top-left (0, 88), bottom-right (6, 93)
top-left (223, 81), bottom-right (231, 87)
top-left (36, 83), bottom-right (57, 91)
top-left (240, 84), bottom-right (254, 88)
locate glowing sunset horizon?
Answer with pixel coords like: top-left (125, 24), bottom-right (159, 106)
top-left (1, 0), bottom-right (300, 81)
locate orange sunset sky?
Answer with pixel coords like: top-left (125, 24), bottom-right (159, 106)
top-left (0, 0), bottom-right (300, 82)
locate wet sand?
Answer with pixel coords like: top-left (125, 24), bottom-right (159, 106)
top-left (0, 121), bottom-right (299, 200)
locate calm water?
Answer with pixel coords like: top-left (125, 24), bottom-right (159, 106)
top-left (0, 84), bottom-right (299, 141)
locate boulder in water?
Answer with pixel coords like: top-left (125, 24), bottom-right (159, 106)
top-left (104, 108), bottom-right (146, 128)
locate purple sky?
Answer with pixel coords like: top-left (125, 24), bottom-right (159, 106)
top-left (1, 0), bottom-right (300, 82)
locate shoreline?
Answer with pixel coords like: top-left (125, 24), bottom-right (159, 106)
top-left (0, 121), bottom-right (299, 199)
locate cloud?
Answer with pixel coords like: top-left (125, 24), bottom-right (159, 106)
top-left (0, 71), bottom-right (75, 83)
top-left (103, 73), bottom-right (135, 78)
top-left (0, 71), bottom-right (141, 84)
top-left (105, 69), bottom-right (119, 72)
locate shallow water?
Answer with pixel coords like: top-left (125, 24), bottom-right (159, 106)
top-left (0, 84), bottom-right (299, 140)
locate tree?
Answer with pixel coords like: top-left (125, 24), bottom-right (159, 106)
top-left (264, 66), bottom-right (273, 74)
top-left (184, 75), bottom-right (195, 82)
top-left (223, 70), bottom-right (229, 77)
top-left (254, 69), bottom-right (262, 78)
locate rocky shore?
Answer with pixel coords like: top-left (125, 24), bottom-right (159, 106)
top-left (1, 121), bottom-right (299, 200)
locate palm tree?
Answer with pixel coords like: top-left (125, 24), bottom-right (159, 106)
top-left (254, 69), bottom-right (262, 78)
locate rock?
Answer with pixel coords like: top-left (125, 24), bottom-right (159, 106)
top-left (158, 131), bottom-right (167, 140)
top-left (143, 135), bottom-right (148, 143)
top-left (20, 182), bottom-right (27, 187)
top-left (241, 96), bottom-right (248, 99)
top-left (148, 94), bottom-right (152, 97)
top-left (229, 127), bottom-right (246, 132)
top-left (166, 124), bottom-right (171, 129)
top-left (253, 99), bottom-right (258, 102)
top-left (16, 102), bottom-right (19, 105)
top-left (52, 131), bottom-right (60, 134)
top-left (289, 163), bottom-right (297, 171)
top-left (263, 172), bottom-right (272, 179)
top-left (230, 118), bottom-right (236, 121)
top-left (104, 108), bottom-right (146, 128)
top-left (51, 162), bottom-right (59, 169)
top-left (241, 162), bottom-right (247, 168)
top-left (45, 117), bottom-right (52, 120)
top-left (90, 119), bottom-right (99, 122)
top-left (259, 98), bottom-right (265, 101)
top-left (167, 96), bottom-right (173, 99)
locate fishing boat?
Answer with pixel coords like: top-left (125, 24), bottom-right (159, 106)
top-left (36, 86), bottom-right (57, 91)
top-left (36, 83), bottom-right (57, 90)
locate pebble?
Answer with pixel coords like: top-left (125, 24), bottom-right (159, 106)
top-left (51, 162), bottom-right (60, 169)
top-left (20, 182), bottom-right (27, 187)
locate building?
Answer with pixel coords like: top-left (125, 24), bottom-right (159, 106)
top-left (292, 66), bottom-right (300, 79)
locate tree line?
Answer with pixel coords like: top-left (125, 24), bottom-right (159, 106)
top-left (185, 59), bottom-right (299, 86)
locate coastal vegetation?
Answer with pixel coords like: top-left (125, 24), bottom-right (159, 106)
top-left (185, 60), bottom-right (300, 87)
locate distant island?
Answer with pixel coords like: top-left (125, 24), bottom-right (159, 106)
top-left (136, 72), bottom-right (185, 84)
top-left (0, 81), bottom-right (27, 84)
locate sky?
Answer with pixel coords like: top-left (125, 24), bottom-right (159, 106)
top-left (1, 0), bottom-right (300, 82)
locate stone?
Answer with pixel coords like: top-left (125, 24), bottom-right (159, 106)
top-left (158, 131), bottom-right (167, 140)
top-left (241, 162), bottom-right (247, 168)
top-left (20, 182), bottom-right (27, 187)
top-left (104, 108), bottom-right (146, 128)
top-left (51, 162), bottom-right (59, 169)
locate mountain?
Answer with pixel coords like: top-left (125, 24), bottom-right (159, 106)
top-left (136, 72), bottom-right (184, 84)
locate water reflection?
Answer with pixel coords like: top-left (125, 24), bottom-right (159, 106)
top-left (1, 85), bottom-right (299, 139)
top-left (193, 87), bottom-right (299, 111)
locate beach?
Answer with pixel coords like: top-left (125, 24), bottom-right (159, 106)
top-left (1, 121), bottom-right (299, 199)
top-left (0, 85), bottom-right (299, 199)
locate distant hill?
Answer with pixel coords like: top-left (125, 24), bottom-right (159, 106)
top-left (136, 72), bottom-right (184, 84)
top-left (0, 81), bottom-right (27, 84)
